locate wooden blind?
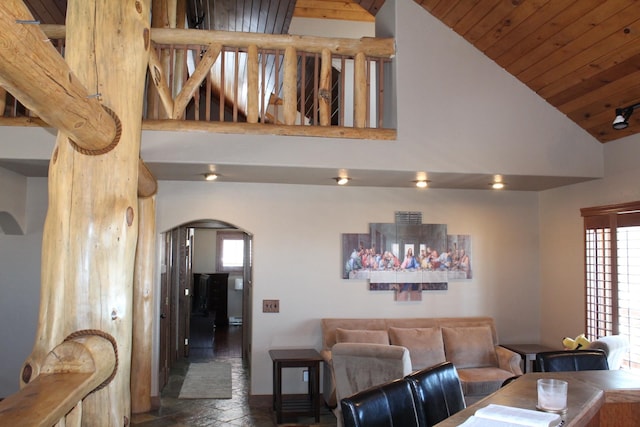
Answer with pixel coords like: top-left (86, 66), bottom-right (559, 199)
top-left (581, 201), bottom-right (640, 369)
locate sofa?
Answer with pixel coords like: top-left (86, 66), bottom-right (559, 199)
top-left (321, 317), bottom-right (522, 406)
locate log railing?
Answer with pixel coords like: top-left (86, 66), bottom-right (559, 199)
top-left (0, 26), bottom-right (396, 141)
top-left (0, 331), bottom-right (117, 427)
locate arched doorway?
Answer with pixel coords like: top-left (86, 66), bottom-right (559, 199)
top-left (158, 219), bottom-right (253, 391)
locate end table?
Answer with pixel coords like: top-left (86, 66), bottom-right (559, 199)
top-left (269, 348), bottom-right (323, 423)
top-left (500, 343), bottom-right (558, 373)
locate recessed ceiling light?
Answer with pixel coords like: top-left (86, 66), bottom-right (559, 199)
top-left (491, 182), bottom-right (505, 190)
top-left (335, 177), bottom-right (350, 185)
top-left (204, 173), bottom-right (218, 181)
top-left (414, 180), bottom-right (429, 188)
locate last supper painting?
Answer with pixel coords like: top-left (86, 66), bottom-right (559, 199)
top-left (342, 212), bottom-right (472, 301)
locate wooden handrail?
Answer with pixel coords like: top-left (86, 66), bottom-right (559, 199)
top-left (40, 25), bottom-right (395, 58)
top-left (0, 333), bottom-right (117, 426)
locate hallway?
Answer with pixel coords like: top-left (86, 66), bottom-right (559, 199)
top-left (131, 318), bottom-right (337, 427)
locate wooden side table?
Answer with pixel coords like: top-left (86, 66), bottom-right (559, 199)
top-left (500, 343), bottom-right (558, 373)
top-left (269, 348), bottom-right (323, 423)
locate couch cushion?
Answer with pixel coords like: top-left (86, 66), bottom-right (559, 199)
top-left (442, 326), bottom-right (497, 368)
top-left (456, 367), bottom-right (514, 396)
top-left (388, 327), bottom-right (446, 370)
top-left (335, 328), bottom-right (389, 345)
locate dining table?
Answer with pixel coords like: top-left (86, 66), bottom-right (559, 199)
top-left (435, 369), bottom-right (640, 426)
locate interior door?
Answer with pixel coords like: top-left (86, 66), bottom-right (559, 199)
top-left (242, 232), bottom-right (252, 368)
top-left (158, 232), bottom-right (171, 389)
top-left (178, 227), bottom-right (194, 357)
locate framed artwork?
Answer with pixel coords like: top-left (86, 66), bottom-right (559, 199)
top-left (342, 213), bottom-right (472, 301)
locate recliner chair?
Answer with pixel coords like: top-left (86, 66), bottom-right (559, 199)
top-left (340, 378), bottom-right (421, 427)
top-left (535, 349), bottom-right (609, 372)
top-left (405, 361), bottom-right (466, 427)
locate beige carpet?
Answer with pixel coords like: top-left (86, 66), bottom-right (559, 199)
top-left (178, 361), bottom-right (232, 399)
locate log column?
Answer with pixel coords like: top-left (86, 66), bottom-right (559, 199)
top-left (22, 1), bottom-right (151, 426)
top-left (131, 195), bottom-right (156, 414)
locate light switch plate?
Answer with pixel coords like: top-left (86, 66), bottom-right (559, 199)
top-left (263, 299), bottom-right (279, 313)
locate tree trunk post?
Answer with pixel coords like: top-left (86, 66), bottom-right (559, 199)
top-left (22, 1), bottom-right (151, 425)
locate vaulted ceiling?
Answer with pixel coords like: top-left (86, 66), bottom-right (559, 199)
top-left (21, 0), bottom-right (640, 144)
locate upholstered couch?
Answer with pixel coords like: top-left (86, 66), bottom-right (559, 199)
top-left (321, 317), bottom-right (522, 406)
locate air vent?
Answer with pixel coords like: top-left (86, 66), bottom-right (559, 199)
top-left (395, 211), bottom-right (422, 225)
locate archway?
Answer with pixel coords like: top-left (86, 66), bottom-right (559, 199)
top-left (158, 219), bottom-right (253, 392)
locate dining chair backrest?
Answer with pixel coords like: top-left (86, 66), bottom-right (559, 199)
top-left (535, 349), bottom-right (609, 372)
top-left (404, 361), bottom-right (466, 427)
top-left (340, 378), bottom-right (421, 427)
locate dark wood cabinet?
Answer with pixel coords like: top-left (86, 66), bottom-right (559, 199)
top-left (193, 273), bottom-right (229, 327)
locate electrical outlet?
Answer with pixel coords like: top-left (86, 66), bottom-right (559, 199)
top-left (303, 370), bottom-right (309, 382)
top-left (263, 299), bottom-right (279, 313)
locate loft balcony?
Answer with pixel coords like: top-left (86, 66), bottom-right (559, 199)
top-left (0, 25), bottom-right (396, 141)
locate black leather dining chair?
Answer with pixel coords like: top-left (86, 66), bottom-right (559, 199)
top-left (535, 349), bottom-right (609, 372)
top-left (404, 362), bottom-right (466, 427)
top-left (500, 375), bottom-right (521, 387)
top-left (340, 378), bottom-right (421, 427)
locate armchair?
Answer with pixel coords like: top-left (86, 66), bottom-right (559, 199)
top-left (332, 343), bottom-right (412, 427)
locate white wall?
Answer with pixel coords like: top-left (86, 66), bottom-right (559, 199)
top-left (0, 167), bottom-right (27, 234)
top-left (193, 228), bottom-right (217, 273)
top-left (156, 180), bottom-right (541, 395)
top-left (0, 178), bottom-right (46, 397)
top-left (539, 134), bottom-right (640, 348)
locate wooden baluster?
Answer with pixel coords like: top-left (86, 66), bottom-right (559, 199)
top-left (283, 46), bottom-right (297, 126)
top-left (354, 52), bottom-right (367, 128)
top-left (0, 87), bottom-right (6, 117)
top-left (233, 47), bottom-right (239, 122)
top-left (319, 49), bottom-right (332, 126)
top-left (247, 44), bottom-right (259, 124)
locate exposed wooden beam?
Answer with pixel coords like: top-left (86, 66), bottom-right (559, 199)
top-left (142, 119), bottom-right (396, 140)
top-left (0, 1), bottom-right (118, 154)
top-left (294, 0), bottom-right (375, 22)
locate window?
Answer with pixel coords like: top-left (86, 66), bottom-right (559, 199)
top-left (217, 232), bottom-right (244, 272)
top-left (582, 201), bottom-right (640, 369)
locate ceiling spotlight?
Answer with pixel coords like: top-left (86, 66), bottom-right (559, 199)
top-left (612, 103), bottom-right (640, 130)
top-left (335, 177), bottom-right (350, 185)
top-left (415, 180), bottom-right (428, 188)
top-left (491, 182), bottom-right (505, 190)
top-left (204, 173), bottom-right (218, 181)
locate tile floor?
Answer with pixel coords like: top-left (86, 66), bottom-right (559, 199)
top-left (130, 356), bottom-right (338, 427)
top-left (131, 320), bottom-right (337, 427)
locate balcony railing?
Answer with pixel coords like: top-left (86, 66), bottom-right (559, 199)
top-left (0, 25), bottom-right (396, 140)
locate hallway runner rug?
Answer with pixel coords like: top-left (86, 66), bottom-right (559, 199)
top-left (179, 361), bottom-right (232, 399)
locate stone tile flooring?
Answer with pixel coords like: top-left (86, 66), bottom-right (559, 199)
top-left (130, 356), bottom-right (338, 427)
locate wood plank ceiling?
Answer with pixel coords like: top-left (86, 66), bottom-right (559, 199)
top-left (20, 0), bottom-right (640, 143)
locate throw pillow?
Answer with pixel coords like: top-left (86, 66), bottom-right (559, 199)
top-left (442, 326), bottom-right (497, 368)
top-left (335, 328), bottom-right (389, 345)
top-left (388, 327), bottom-right (446, 369)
